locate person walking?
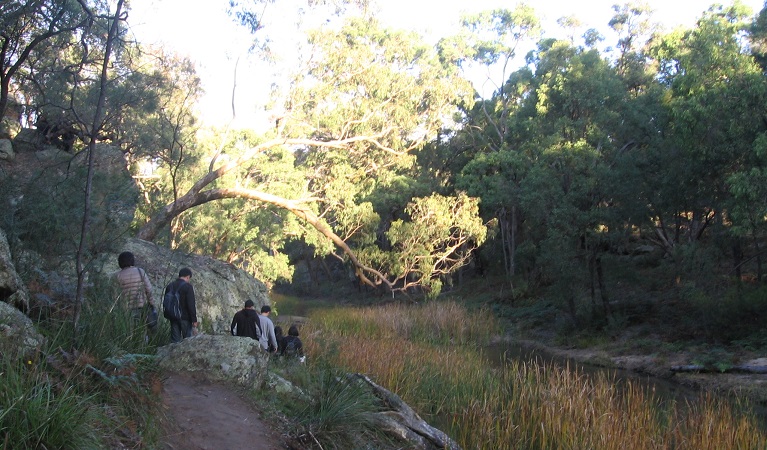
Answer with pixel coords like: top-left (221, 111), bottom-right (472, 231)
top-left (165, 267), bottom-right (197, 343)
top-left (115, 251), bottom-right (155, 327)
top-left (274, 326), bottom-right (285, 354)
top-left (281, 324), bottom-right (304, 357)
top-left (230, 299), bottom-right (260, 340)
top-left (257, 305), bottom-right (278, 353)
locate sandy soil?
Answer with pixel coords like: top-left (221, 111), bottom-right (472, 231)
top-left (159, 372), bottom-right (287, 450)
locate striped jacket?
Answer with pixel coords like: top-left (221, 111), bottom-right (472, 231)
top-left (116, 266), bottom-right (154, 309)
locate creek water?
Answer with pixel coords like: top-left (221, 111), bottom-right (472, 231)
top-left (270, 291), bottom-right (766, 431)
top-left (485, 341), bottom-right (767, 430)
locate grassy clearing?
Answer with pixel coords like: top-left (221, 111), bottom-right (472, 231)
top-left (302, 300), bottom-right (766, 450)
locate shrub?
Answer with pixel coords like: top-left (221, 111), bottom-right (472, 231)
top-left (0, 359), bottom-right (103, 449)
top-left (292, 369), bottom-right (382, 449)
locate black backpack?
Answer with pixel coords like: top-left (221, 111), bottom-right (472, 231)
top-left (283, 336), bottom-right (299, 356)
top-left (163, 280), bottom-right (184, 321)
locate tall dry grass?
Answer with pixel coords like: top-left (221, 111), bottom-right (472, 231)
top-left (303, 300), bottom-right (766, 450)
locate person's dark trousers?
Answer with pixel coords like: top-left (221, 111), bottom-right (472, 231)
top-left (170, 319), bottom-right (192, 343)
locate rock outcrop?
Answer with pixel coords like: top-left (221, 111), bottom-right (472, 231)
top-left (94, 238), bottom-right (270, 335)
top-left (11, 128), bottom-right (44, 154)
top-left (0, 128), bottom-right (272, 347)
top-left (156, 334), bottom-right (269, 388)
top-left (0, 228), bottom-right (30, 311)
top-left (0, 300), bottom-right (45, 360)
top-left (0, 139), bottom-right (13, 160)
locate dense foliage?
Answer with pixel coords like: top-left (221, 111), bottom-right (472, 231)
top-left (4, 0), bottom-right (767, 332)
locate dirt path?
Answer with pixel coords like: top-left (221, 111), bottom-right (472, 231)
top-left (159, 372), bottom-right (287, 450)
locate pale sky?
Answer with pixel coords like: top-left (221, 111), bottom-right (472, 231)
top-left (126, 0), bottom-right (765, 128)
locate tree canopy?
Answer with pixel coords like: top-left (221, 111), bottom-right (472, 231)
top-left (5, 0), bottom-right (767, 307)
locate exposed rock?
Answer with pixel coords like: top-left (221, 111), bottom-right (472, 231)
top-left (0, 118), bottom-right (20, 140)
top-left (670, 364), bottom-right (767, 374)
top-left (11, 128), bottom-right (44, 153)
top-left (0, 144), bottom-right (138, 262)
top-left (156, 334), bottom-right (269, 388)
top-left (0, 228), bottom-right (30, 311)
top-left (0, 142), bottom-right (138, 312)
top-left (0, 139), bottom-right (13, 160)
top-left (267, 371), bottom-right (308, 398)
top-left (93, 238), bottom-right (271, 335)
top-left (633, 244), bottom-right (657, 254)
top-left (0, 300), bottom-right (45, 360)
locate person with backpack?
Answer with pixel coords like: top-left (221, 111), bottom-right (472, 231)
top-left (115, 251), bottom-right (156, 330)
top-left (257, 305), bottom-right (278, 354)
top-left (281, 324), bottom-right (304, 358)
top-left (230, 299), bottom-right (260, 340)
top-left (164, 267), bottom-right (197, 343)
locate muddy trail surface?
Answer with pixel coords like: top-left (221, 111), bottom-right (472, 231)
top-left (159, 372), bottom-right (287, 450)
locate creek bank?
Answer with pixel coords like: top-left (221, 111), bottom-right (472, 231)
top-left (505, 337), bottom-right (767, 404)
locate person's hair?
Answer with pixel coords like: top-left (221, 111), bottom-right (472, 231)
top-left (288, 324), bottom-right (299, 337)
top-left (244, 299), bottom-right (254, 308)
top-left (179, 267), bottom-right (192, 278)
top-left (117, 251), bottom-right (134, 269)
top-left (261, 305), bottom-right (271, 314)
top-left (274, 326), bottom-right (283, 338)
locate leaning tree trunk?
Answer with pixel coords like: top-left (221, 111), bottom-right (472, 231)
top-left (137, 186), bottom-right (393, 292)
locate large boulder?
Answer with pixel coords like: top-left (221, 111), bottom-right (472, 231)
top-left (0, 300), bottom-right (45, 360)
top-left (11, 128), bottom-right (44, 153)
top-left (0, 228), bottom-right (30, 311)
top-left (0, 117), bottom-right (20, 140)
top-left (156, 334), bottom-right (269, 388)
top-left (0, 139), bottom-right (13, 160)
top-left (94, 238), bottom-right (270, 335)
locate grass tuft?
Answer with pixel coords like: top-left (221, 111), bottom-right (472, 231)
top-left (303, 299), bottom-right (767, 449)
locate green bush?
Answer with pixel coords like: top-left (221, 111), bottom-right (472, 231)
top-left (8, 285), bottom-right (167, 449)
top-left (0, 359), bottom-right (103, 449)
top-left (292, 369), bottom-right (382, 449)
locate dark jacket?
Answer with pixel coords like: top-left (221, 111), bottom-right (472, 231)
top-left (165, 278), bottom-right (197, 323)
top-left (281, 335), bottom-right (303, 356)
top-left (231, 308), bottom-right (260, 339)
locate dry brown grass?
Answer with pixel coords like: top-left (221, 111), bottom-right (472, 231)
top-left (303, 301), bottom-right (766, 450)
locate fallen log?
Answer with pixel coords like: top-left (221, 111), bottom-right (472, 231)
top-left (351, 373), bottom-right (462, 450)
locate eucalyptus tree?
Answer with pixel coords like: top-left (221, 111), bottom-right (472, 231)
top-left (0, 0), bottom-right (90, 122)
top-left (522, 38), bottom-right (632, 318)
top-left (727, 134), bottom-right (767, 282)
top-left (646, 2), bottom-right (767, 262)
top-left (136, 17), bottom-right (485, 296)
top-left (118, 49), bottom-right (202, 246)
top-left (750, 3), bottom-right (767, 70)
top-left (436, 6), bottom-right (541, 284)
top-left (608, 1), bottom-right (656, 84)
top-left (17, 20), bottom-right (193, 155)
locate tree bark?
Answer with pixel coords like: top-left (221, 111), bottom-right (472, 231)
top-left (351, 373), bottom-right (462, 450)
top-left (73, 0), bottom-right (125, 342)
top-left (136, 134), bottom-right (396, 290)
top-left (138, 186), bottom-right (393, 291)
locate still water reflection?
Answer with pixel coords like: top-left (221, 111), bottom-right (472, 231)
top-left (485, 341), bottom-right (767, 431)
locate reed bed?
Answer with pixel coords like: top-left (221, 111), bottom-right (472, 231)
top-left (303, 301), bottom-right (766, 450)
